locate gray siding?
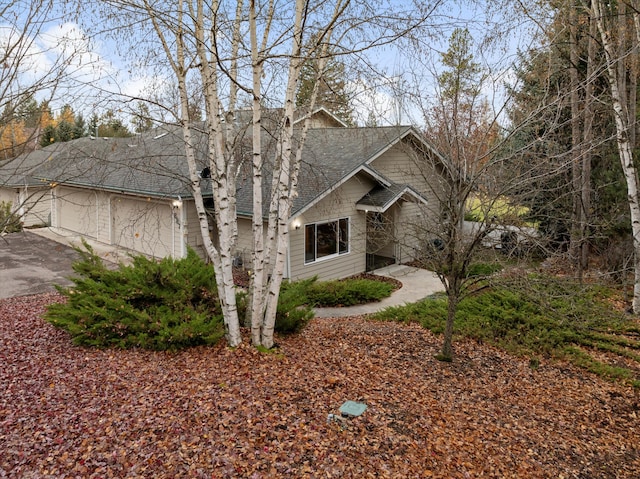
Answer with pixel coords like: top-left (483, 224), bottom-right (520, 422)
top-left (371, 144), bottom-right (443, 263)
top-left (289, 174), bottom-right (375, 281)
top-left (234, 218), bottom-right (254, 268)
top-left (183, 202), bottom-right (252, 264)
top-left (184, 201), bottom-right (207, 259)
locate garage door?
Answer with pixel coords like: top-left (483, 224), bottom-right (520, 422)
top-left (22, 188), bottom-right (51, 227)
top-left (58, 187), bottom-right (97, 238)
top-left (111, 197), bottom-right (174, 258)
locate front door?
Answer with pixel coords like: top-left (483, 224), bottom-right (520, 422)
top-left (365, 210), bottom-right (396, 271)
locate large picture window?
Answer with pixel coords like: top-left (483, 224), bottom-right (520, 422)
top-left (305, 218), bottom-right (349, 263)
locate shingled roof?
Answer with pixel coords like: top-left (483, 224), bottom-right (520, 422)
top-left (1, 148), bottom-right (55, 188)
top-left (25, 125), bottom-right (199, 198)
top-left (11, 119), bottom-right (434, 217)
top-left (282, 125), bottom-right (424, 216)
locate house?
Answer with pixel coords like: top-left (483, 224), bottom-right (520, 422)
top-left (0, 149), bottom-right (52, 229)
top-left (1, 109), bottom-right (445, 281)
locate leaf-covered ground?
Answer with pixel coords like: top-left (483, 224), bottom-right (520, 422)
top-left (1, 293), bottom-right (639, 478)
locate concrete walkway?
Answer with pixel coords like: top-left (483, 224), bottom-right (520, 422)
top-left (314, 264), bottom-right (445, 318)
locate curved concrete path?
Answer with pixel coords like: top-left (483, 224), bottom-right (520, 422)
top-left (314, 264), bottom-right (445, 318)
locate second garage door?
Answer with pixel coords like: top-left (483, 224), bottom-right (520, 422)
top-left (111, 196), bottom-right (174, 258)
top-left (58, 187), bottom-right (97, 238)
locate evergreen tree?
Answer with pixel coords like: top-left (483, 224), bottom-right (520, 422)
top-left (295, 39), bottom-right (353, 125)
top-left (505, 6), bottom-right (622, 255)
top-left (426, 28), bottom-right (499, 172)
top-left (88, 114), bottom-right (99, 137)
top-left (99, 110), bottom-right (132, 137)
top-left (131, 102), bottom-right (154, 133)
top-left (74, 114), bottom-right (86, 138)
top-left (40, 124), bottom-right (57, 147)
top-left (38, 105), bottom-right (87, 145)
top-left (56, 120), bottom-right (74, 142)
top-left (15, 95), bottom-right (40, 127)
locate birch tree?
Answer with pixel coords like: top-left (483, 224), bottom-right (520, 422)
top-left (590, 0), bottom-right (640, 313)
top-left (98, 0), bottom-right (437, 348)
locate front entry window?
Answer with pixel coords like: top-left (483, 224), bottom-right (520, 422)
top-left (305, 218), bottom-right (349, 264)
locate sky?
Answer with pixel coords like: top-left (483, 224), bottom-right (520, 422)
top-left (1, 1), bottom-right (541, 128)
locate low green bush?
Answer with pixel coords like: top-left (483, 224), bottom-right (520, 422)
top-left (276, 278), bottom-right (315, 334)
top-left (46, 242), bottom-right (225, 350)
top-left (373, 277), bottom-right (640, 386)
top-left (466, 262), bottom-right (502, 277)
top-left (47, 243), bottom-right (400, 349)
top-left (306, 278), bottom-right (394, 307)
top-left (0, 201), bottom-right (22, 234)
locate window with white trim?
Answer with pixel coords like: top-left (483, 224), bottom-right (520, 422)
top-left (305, 218), bottom-right (349, 263)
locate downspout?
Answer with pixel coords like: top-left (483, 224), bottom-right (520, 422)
top-left (172, 196), bottom-right (184, 258)
top-left (180, 200), bottom-right (186, 258)
top-left (285, 231), bottom-right (291, 280)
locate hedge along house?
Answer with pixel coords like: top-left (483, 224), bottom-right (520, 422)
top-left (11, 108), bottom-right (445, 281)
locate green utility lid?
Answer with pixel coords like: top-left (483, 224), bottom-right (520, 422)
top-left (339, 400), bottom-right (367, 417)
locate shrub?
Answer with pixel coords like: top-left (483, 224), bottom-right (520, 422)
top-left (276, 278), bottom-right (315, 334)
top-left (0, 201), bottom-right (22, 234)
top-left (466, 262), bottom-right (502, 277)
top-left (46, 242), bottom-right (225, 350)
top-left (306, 278), bottom-right (394, 307)
top-left (236, 279), bottom-right (314, 335)
top-left (374, 277), bottom-right (640, 386)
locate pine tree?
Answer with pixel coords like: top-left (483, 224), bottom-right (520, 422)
top-left (131, 102), bottom-right (154, 133)
top-left (74, 114), bottom-right (86, 138)
top-left (295, 39), bottom-right (353, 125)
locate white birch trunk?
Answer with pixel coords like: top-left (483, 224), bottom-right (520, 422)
top-left (249, 0), bottom-right (267, 345)
top-left (592, 0), bottom-right (640, 313)
top-left (259, 0), bottom-right (304, 348)
top-left (142, 0), bottom-right (240, 346)
top-left (260, 1), bottom-right (344, 348)
top-left (192, 0), bottom-right (242, 346)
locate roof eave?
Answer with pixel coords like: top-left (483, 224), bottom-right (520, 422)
top-left (292, 165), bottom-right (392, 218)
top-left (356, 186), bottom-right (428, 214)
